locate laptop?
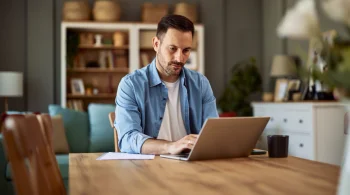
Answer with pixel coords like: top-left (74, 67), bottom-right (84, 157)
top-left (160, 117), bottom-right (270, 161)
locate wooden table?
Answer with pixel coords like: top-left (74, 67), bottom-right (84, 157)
top-left (69, 153), bottom-right (340, 195)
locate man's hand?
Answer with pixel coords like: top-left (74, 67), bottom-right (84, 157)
top-left (166, 134), bottom-right (198, 155)
top-left (140, 134), bottom-right (198, 155)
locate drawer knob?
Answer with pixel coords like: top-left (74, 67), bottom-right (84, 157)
top-left (299, 143), bottom-right (304, 148)
top-left (283, 118), bottom-right (287, 123)
top-left (299, 119), bottom-right (303, 124)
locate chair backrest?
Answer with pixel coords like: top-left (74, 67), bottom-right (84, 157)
top-left (2, 114), bottom-right (66, 195)
top-left (108, 112), bottom-right (119, 152)
top-left (36, 114), bottom-right (53, 150)
top-left (36, 113), bottom-right (66, 191)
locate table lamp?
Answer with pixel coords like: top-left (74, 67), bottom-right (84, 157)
top-left (0, 71), bottom-right (23, 112)
top-left (270, 55), bottom-right (297, 77)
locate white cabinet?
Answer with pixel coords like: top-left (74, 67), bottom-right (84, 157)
top-left (252, 102), bottom-right (349, 165)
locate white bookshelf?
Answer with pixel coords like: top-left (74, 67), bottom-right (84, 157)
top-left (61, 22), bottom-right (204, 108)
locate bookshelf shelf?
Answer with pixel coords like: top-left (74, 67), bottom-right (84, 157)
top-left (140, 47), bottom-right (154, 50)
top-left (67, 67), bottom-right (129, 73)
top-left (78, 45), bottom-right (129, 50)
top-left (67, 93), bottom-right (116, 99)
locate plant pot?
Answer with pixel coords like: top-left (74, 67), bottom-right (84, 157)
top-left (219, 112), bottom-right (237, 118)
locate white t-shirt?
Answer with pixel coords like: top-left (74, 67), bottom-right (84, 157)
top-left (157, 79), bottom-right (187, 142)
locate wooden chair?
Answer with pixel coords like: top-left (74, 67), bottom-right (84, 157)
top-left (108, 112), bottom-right (120, 152)
top-left (2, 114), bottom-right (66, 195)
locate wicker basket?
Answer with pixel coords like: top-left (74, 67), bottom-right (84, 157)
top-left (142, 3), bottom-right (168, 23)
top-left (174, 2), bottom-right (197, 23)
top-left (63, 1), bottom-right (90, 21)
top-left (93, 0), bottom-right (121, 22)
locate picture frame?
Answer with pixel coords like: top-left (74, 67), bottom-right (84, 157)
top-left (71, 78), bottom-right (85, 95)
top-left (287, 79), bottom-right (301, 92)
top-left (286, 79), bottom-right (302, 101)
top-left (274, 79), bottom-right (289, 102)
top-left (185, 51), bottom-right (198, 70)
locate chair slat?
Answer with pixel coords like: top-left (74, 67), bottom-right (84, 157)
top-left (109, 112), bottom-right (120, 152)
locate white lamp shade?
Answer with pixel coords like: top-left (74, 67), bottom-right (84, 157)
top-left (0, 71), bottom-right (23, 97)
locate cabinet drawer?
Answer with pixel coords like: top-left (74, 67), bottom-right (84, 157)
top-left (280, 111), bottom-right (313, 133)
top-left (254, 107), bottom-right (280, 129)
top-left (288, 133), bottom-right (314, 160)
top-left (253, 105), bottom-right (313, 133)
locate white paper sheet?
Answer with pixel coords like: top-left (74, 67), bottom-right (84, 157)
top-left (96, 152), bottom-right (155, 160)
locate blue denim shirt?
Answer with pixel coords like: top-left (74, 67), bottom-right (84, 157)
top-left (114, 59), bottom-right (219, 153)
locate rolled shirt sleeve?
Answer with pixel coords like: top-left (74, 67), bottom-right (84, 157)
top-left (114, 77), bottom-right (152, 154)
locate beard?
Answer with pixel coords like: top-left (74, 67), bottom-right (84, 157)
top-left (157, 49), bottom-right (185, 76)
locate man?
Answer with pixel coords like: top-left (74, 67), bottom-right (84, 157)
top-left (115, 14), bottom-right (218, 154)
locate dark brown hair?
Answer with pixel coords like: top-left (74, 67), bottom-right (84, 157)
top-left (156, 14), bottom-right (194, 40)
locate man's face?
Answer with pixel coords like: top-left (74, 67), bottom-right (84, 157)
top-left (153, 28), bottom-right (192, 77)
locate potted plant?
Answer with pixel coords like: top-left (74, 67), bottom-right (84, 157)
top-left (218, 57), bottom-right (262, 117)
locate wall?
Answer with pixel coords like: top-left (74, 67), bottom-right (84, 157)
top-left (0, 0), bottom-right (54, 112)
top-left (27, 0), bottom-right (55, 112)
top-left (0, 0), bottom-right (26, 112)
top-left (262, 0), bottom-right (286, 92)
top-left (224, 0), bottom-right (263, 99)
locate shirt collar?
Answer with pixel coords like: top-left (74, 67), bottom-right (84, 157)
top-left (149, 58), bottom-right (187, 87)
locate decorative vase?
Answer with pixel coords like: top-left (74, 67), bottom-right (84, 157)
top-left (337, 99), bottom-right (350, 195)
top-left (113, 32), bottom-right (125, 47)
top-left (262, 92), bottom-right (274, 102)
top-left (94, 34), bottom-right (103, 46)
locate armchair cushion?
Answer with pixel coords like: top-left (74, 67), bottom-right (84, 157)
top-left (87, 104), bottom-right (115, 152)
top-left (51, 115), bottom-right (70, 154)
top-left (48, 105), bottom-right (89, 153)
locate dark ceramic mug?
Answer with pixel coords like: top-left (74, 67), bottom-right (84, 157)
top-left (267, 135), bottom-right (289, 158)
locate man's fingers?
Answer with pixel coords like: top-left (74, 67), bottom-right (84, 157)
top-left (184, 143), bottom-right (194, 149)
top-left (184, 134), bottom-right (198, 141)
top-left (182, 138), bottom-right (196, 145)
top-left (189, 134), bottom-right (198, 138)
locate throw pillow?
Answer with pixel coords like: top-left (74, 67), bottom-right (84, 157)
top-left (51, 115), bottom-right (70, 154)
top-left (88, 103), bottom-right (115, 152)
top-left (48, 104), bottom-right (89, 153)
